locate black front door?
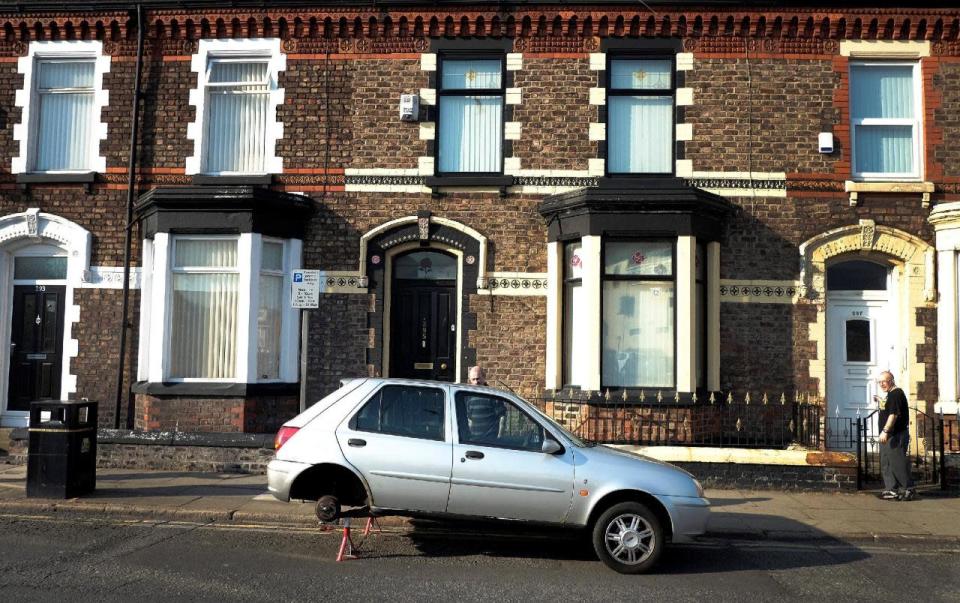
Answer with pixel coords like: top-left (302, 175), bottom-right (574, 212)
top-left (389, 251), bottom-right (457, 382)
top-left (8, 285), bottom-right (65, 411)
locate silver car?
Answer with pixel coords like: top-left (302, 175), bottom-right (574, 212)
top-left (268, 378), bottom-right (709, 573)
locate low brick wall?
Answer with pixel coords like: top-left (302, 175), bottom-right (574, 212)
top-left (674, 461), bottom-right (857, 491)
top-left (134, 393), bottom-right (298, 433)
top-left (5, 429), bottom-right (276, 474)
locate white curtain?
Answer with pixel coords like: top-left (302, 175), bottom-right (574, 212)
top-left (608, 96), bottom-right (672, 174)
top-left (439, 59), bottom-right (502, 173)
top-left (850, 64), bottom-right (915, 175)
top-left (257, 241), bottom-right (284, 380)
top-left (170, 240), bottom-right (239, 379)
top-left (563, 281), bottom-right (588, 387)
top-left (602, 281), bottom-right (675, 388)
top-left (35, 61), bottom-right (95, 171)
top-left (204, 61), bottom-right (269, 174)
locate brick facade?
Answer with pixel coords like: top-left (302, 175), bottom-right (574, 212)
top-left (0, 2), bottom-right (957, 441)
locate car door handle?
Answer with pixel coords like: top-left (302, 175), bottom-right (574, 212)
top-left (464, 451), bottom-right (484, 460)
top-left (347, 438), bottom-right (367, 447)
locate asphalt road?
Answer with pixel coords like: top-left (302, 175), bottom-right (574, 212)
top-left (0, 514), bottom-right (958, 602)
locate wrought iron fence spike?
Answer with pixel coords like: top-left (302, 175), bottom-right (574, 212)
top-left (622, 389), bottom-right (628, 402)
top-left (656, 390), bottom-right (663, 403)
top-left (762, 392), bottom-right (769, 405)
top-left (639, 389), bottom-right (646, 403)
top-left (736, 417), bottom-right (743, 432)
top-left (604, 388), bottom-right (610, 401)
top-left (709, 391), bottom-right (716, 404)
top-left (780, 392), bottom-right (786, 405)
top-left (726, 392), bottom-right (734, 404)
top-left (745, 392), bottom-right (751, 405)
top-left (692, 391), bottom-right (698, 404)
top-left (674, 391), bottom-right (681, 403)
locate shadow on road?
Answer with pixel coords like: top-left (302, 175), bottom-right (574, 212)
top-left (399, 514), bottom-right (870, 573)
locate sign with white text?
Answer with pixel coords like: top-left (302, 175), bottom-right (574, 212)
top-left (291, 270), bottom-right (321, 309)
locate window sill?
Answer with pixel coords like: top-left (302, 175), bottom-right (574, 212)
top-left (191, 174), bottom-right (274, 186)
top-left (844, 180), bottom-right (933, 193)
top-left (16, 172), bottom-right (97, 189)
top-left (844, 180), bottom-right (933, 208)
top-left (425, 175), bottom-right (514, 191)
top-left (131, 381), bottom-right (298, 397)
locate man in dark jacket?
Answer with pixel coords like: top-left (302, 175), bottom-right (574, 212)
top-left (876, 371), bottom-right (916, 501)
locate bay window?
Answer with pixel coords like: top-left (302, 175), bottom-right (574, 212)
top-left (601, 241), bottom-right (675, 389)
top-left (607, 57), bottom-right (674, 175)
top-left (437, 56), bottom-right (504, 174)
top-left (850, 61), bottom-right (921, 180)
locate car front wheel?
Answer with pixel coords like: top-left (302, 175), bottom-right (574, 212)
top-left (591, 501), bottom-right (663, 574)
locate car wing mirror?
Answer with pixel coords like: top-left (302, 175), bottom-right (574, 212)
top-left (541, 438), bottom-right (563, 455)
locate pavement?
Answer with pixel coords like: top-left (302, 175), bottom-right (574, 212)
top-left (1, 463), bottom-right (958, 544)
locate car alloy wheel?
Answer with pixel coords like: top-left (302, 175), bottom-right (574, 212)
top-left (592, 501), bottom-right (663, 574)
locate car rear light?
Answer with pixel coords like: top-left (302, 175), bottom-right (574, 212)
top-left (275, 426), bottom-right (300, 450)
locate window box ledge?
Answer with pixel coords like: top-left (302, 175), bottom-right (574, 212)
top-left (16, 172), bottom-right (97, 190)
top-left (844, 180), bottom-right (934, 207)
top-left (425, 175), bottom-right (514, 191)
top-left (844, 180), bottom-right (934, 194)
top-left (131, 381), bottom-right (298, 397)
top-left (191, 174), bottom-right (274, 186)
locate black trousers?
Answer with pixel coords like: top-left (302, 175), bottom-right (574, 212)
top-left (880, 431), bottom-right (915, 491)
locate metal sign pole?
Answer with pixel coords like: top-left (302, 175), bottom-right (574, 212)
top-left (299, 308), bottom-right (309, 412)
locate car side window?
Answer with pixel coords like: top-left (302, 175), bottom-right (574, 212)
top-left (352, 385), bottom-right (445, 441)
top-left (455, 392), bottom-right (545, 452)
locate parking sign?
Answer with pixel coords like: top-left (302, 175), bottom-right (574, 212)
top-left (291, 270), bottom-right (320, 308)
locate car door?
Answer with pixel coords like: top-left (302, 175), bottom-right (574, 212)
top-left (336, 384), bottom-right (452, 513)
top-left (446, 390), bottom-right (575, 523)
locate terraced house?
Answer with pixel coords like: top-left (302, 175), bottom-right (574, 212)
top-left (0, 0), bottom-right (959, 485)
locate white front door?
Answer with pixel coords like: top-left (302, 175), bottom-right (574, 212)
top-left (826, 294), bottom-right (894, 450)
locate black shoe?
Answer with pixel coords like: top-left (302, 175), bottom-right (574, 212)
top-left (880, 490), bottom-right (899, 500)
top-left (899, 489), bottom-right (917, 501)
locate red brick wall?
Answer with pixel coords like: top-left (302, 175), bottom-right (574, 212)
top-left (135, 393), bottom-right (297, 433)
top-left (512, 57), bottom-right (594, 170)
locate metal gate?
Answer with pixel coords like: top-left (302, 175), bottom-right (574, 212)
top-left (856, 408), bottom-right (946, 490)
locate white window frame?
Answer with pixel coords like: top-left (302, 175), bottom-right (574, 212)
top-left (849, 60), bottom-right (923, 182)
top-left (140, 232), bottom-right (301, 384)
top-left (12, 40), bottom-right (110, 174)
top-left (186, 38), bottom-right (285, 176)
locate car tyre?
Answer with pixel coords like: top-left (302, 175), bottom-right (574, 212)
top-left (315, 495), bottom-right (341, 522)
top-left (591, 501), bottom-right (663, 574)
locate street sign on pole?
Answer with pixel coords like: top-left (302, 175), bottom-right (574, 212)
top-left (291, 269), bottom-right (320, 309)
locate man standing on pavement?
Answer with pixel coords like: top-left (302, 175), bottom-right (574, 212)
top-left (875, 371), bottom-right (916, 501)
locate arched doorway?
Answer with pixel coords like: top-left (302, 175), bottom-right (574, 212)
top-left (0, 210), bottom-right (91, 427)
top-left (825, 259), bottom-right (895, 450)
top-left (388, 249), bottom-right (458, 381)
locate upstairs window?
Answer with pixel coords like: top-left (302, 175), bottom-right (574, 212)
top-left (850, 62), bottom-right (921, 180)
top-left (203, 59), bottom-right (271, 174)
top-left (33, 60), bottom-right (96, 171)
top-left (186, 39), bottom-right (285, 177)
top-left (13, 41), bottom-right (109, 176)
top-left (437, 57), bottom-right (504, 174)
top-left (607, 58), bottom-right (674, 174)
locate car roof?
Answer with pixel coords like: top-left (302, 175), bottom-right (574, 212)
top-left (353, 377), bottom-right (515, 395)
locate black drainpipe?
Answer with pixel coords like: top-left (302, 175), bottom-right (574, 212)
top-left (114, 4), bottom-right (145, 429)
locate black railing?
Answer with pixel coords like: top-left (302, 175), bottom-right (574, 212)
top-left (531, 396), bottom-right (822, 450)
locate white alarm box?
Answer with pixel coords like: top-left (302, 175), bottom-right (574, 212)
top-left (400, 94), bottom-right (419, 121)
